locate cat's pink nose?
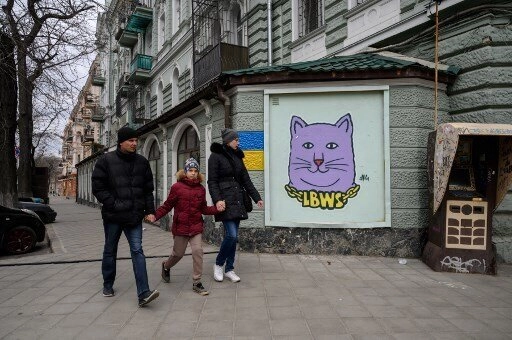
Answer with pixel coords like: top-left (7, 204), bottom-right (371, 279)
top-left (314, 159), bottom-right (323, 166)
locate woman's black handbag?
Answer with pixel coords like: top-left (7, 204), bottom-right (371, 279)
top-left (224, 154), bottom-right (253, 213)
top-left (242, 189), bottom-right (253, 212)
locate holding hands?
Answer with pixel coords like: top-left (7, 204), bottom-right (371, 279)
top-left (145, 214), bottom-right (156, 223)
top-left (216, 200), bottom-right (226, 212)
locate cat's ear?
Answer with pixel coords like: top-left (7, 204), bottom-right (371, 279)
top-left (290, 116), bottom-right (307, 135)
top-left (335, 113), bottom-right (353, 134)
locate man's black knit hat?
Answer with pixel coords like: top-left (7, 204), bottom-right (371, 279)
top-left (117, 126), bottom-right (138, 144)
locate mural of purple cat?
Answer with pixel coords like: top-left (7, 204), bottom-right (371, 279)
top-left (288, 114), bottom-right (356, 193)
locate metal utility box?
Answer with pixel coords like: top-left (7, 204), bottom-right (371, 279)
top-left (423, 123), bottom-right (512, 274)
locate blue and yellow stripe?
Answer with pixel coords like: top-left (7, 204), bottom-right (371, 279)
top-left (239, 131), bottom-right (264, 170)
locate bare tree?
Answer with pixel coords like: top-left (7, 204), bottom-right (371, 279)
top-left (0, 30), bottom-right (18, 207)
top-left (2, 0), bottom-right (95, 198)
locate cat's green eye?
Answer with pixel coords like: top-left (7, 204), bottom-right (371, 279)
top-left (302, 142), bottom-right (314, 149)
top-left (326, 142), bottom-right (338, 149)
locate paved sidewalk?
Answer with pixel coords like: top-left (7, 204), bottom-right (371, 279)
top-left (0, 198), bottom-right (511, 339)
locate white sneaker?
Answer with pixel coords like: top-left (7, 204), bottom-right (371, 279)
top-left (213, 264), bottom-right (224, 282)
top-left (224, 271), bottom-right (241, 282)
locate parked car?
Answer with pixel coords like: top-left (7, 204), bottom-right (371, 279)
top-left (0, 205), bottom-right (46, 255)
top-left (17, 201), bottom-right (57, 223)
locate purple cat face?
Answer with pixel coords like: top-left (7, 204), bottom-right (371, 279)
top-left (288, 114), bottom-right (356, 192)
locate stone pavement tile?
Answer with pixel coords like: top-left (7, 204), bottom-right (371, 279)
top-left (265, 286), bottom-right (294, 297)
top-left (267, 296), bottom-right (297, 307)
top-left (430, 306), bottom-right (472, 319)
top-left (294, 287), bottom-right (323, 297)
top-left (273, 336), bottom-right (313, 340)
top-left (352, 269), bottom-right (385, 281)
top-left (75, 324), bottom-right (123, 340)
top-left (39, 326), bottom-right (86, 340)
top-left (170, 296), bottom-right (205, 312)
top-left (206, 286), bottom-right (236, 298)
top-left (203, 296), bottom-right (234, 310)
top-left (392, 333), bottom-right (434, 340)
top-left (116, 323), bottom-right (158, 339)
top-left (55, 312), bottom-right (99, 328)
top-left (429, 332), bottom-right (477, 340)
top-left (296, 294), bottom-right (330, 307)
top-left (236, 287), bottom-right (266, 297)
top-left (263, 279), bottom-right (289, 288)
top-left (366, 305), bottom-right (405, 318)
top-left (352, 335), bottom-right (394, 340)
top-left (234, 318), bottom-right (271, 337)
top-left (373, 287), bottom-right (404, 297)
top-left (492, 307), bottom-right (512, 318)
top-left (334, 304), bottom-right (371, 318)
top-left (0, 305), bottom-right (18, 317)
top-left (413, 318), bottom-right (456, 332)
top-left (289, 278), bottom-right (316, 288)
top-left (463, 306), bottom-right (509, 319)
top-left (270, 318), bottom-right (310, 336)
top-left (236, 306), bottom-right (269, 320)
top-left (4, 328), bottom-right (44, 340)
top-left (42, 302), bottom-right (80, 315)
top-left (356, 295), bottom-right (388, 306)
top-left (269, 306), bottom-right (302, 319)
top-left (342, 317), bottom-right (386, 334)
top-left (379, 317), bottom-right (421, 333)
top-left (200, 306), bottom-right (236, 321)
top-left (12, 313), bottom-right (65, 333)
top-left (8, 302), bottom-right (52, 317)
top-left (28, 293), bottom-right (63, 305)
top-left (128, 308), bottom-right (168, 324)
top-left (231, 336), bottom-right (271, 340)
top-left (0, 315), bottom-right (32, 338)
top-left (348, 287), bottom-right (378, 296)
top-left (1, 287), bottom-right (51, 307)
top-left (385, 296), bottom-right (423, 307)
top-left (446, 318), bottom-right (495, 333)
top-left (306, 318), bottom-right (347, 335)
top-left (300, 304), bottom-right (337, 319)
top-left (194, 319), bottom-right (233, 337)
top-left (481, 318), bottom-right (512, 333)
top-left (315, 335), bottom-right (353, 340)
top-left (58, 292), bottom-right (96, 304)
top-left (72, 301), bottom-right (112, 314)
top-left (162, 309), bottom-right (200, 323)
top-left (236, 296), bottom-right (266, 308)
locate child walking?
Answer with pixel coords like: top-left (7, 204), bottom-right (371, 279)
top-left (147, 158), bottom-right (224, 295)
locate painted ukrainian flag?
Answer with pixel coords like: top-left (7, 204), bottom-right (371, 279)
top-left (239, 131), bottom-right (264, 171)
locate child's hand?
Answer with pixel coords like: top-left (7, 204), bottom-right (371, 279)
top-left (216, 200), bottom-right (226, 212)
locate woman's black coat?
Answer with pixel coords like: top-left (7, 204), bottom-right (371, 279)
top-left (207, 142), bottom-right (261, 222)
top-left (92, 148), bottom-right (156, 226)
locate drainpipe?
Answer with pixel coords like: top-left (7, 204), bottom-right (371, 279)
top-left (267, 0), bottom-right (272, 66)
top-left (217, 84), bottom-right (232, 128)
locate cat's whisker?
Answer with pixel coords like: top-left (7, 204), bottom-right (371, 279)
top-left (325, 163), bottom-right (350, 166)
top-left (326, 167), bottom-right (348, 172)
top-left (295, 157), bottom-right (311, 163)
top-left (293, 166), bottom-right (311, 170)
top-left (324, 157), bottom-right (345, 164)
top-left (291, 161), bottom-right (310, 165)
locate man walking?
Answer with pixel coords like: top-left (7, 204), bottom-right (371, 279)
top-left (92, 126), bottom-right (159, 307)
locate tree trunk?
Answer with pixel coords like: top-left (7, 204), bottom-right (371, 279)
top-left (17, 48), bottom-right (34, 198)
top-left (0, 32), bottom-right (19, 207)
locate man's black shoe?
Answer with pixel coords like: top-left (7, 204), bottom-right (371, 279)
top-left (138, 289), bottom-right (159, 307)
top-left (102, 287), bottom-right (115, 297)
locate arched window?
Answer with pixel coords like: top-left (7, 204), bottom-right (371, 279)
top-left (148, 141), bottom-right (161, 206)
top-left (177, 126), bottom-right (200, 170)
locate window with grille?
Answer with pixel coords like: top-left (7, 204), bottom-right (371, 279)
top-left (298, 0), bottom-right (323, 37)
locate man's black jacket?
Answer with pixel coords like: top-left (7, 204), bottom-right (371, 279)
top-left (92, 148), bottom-right (155, 226)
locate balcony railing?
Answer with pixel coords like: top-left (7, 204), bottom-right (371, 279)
top-left (129, 54), bottom-right (152, 84)
top-left (133, 105), bottom-right (149, 124)
top-left (193, 43), bottom-right (249, 89)
top-left (115, 26), bottom-right (139, 48)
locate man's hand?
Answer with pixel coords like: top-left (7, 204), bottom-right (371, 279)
top-left (257, 200), bottom-right (264, 208)
top-left (145, 214), bottom-right (156, 223)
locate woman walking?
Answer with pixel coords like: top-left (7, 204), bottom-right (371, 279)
top-left (208, 128), bottom-right (263, 282)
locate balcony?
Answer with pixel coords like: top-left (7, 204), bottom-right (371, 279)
top-left (129, 54), bottom-right (152, 84)
top-left (66, 135), bottom-right (73, 143)
top-left (91, 67), bottom-right (106, 87)
top-left (115, 27), bottom-right (139, 48)
top-left (91, 106), bottom-right (106, 122)
top-left (193, 43), bottom-right (249, 89)
top-left (126, 5), bottom-right (153, 32)
top-left (83, 134), bottom-right (94, 143)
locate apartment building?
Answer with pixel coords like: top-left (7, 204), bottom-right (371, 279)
top-left (77, 0), bottom-right (512, 262)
